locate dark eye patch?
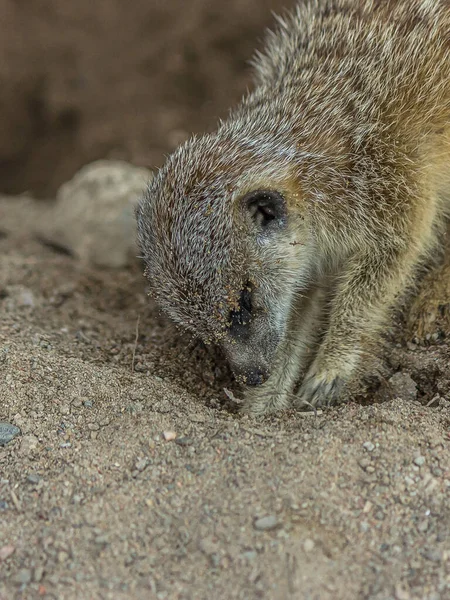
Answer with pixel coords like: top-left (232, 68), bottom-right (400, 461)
top-left (243, 190), bottom-right (287, 231)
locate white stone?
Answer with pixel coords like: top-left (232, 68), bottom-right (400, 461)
top-left (37, 160), bottom-right (152, 268)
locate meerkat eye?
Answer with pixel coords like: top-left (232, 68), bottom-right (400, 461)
top-left (243, 190), bottom-right (286, 231)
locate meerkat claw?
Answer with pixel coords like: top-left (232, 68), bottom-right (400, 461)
top-left (296, 372), bottom-right (344, 409)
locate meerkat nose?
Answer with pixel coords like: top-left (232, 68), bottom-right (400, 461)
top-left (245, 369), bottom-right (268, 386)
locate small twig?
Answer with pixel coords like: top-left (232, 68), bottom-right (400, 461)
top-left (286, 552), bottom-right (299, 596)
top-left (9, 488), bottom-right (21, 512)
top-left (240, 427), bottom-right (277, 438)
top-left (426, 395), bottom-right (440, 407)
top-left (223, 388), bottom-right (242, 404)
top-left (296, 409), bottom-right (323, 417)
top-left (131, 316), bottom-right (140, 373)
top-left (209, 425), bottom-right (226, 441)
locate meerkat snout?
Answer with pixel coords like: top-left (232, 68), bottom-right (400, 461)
top-left (223, 283), bottom-right (275, 386)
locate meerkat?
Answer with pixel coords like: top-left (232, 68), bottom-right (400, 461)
top-left (136, 0), bottom-right (450, 415)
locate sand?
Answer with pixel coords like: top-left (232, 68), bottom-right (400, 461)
top-left (0, 195), bottom-right (449, 600)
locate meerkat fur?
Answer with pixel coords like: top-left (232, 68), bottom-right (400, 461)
top-left (136, 0), bottom-right (450, 415)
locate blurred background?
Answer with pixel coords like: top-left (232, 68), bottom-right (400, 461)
top-left (0, 0), bottom-right (294, 197)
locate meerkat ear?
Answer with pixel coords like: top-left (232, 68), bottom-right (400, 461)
top-left (243, 190), bottom-right (287, 232)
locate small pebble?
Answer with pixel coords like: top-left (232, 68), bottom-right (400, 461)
top-left (175, 437), bottom-right (193, 447)
top-left (14, 569), bottom-right (32, 585)
top-left (303, 539), bottom-right (315, 552)
top-left (0, 423), bottom-right (20, 446)
top-left (17, 288), bottom-right (35, 307)
top-left (94, 535), bottom-right (110, 546)
top-left (395, 582), bottom-right (410, 600)
top-left (363, 442), bottom-right (375, 452)
top-left (0, 545), bottom-right (15, 560)
top-left (59, 404), bottom-right (70, 416)
top-left (163, 431), bottom-right (177, 441)
top-left (417, 520), bottom-right (428, 533)
top-left (19, 434), bottom-right (38, 455)
top-left (135, 458), bottom-right (148, 471)
top-left (413, 456), bottom-right (425, 467)
top-left (359, 458), bottom-right (371, 470)
top-left (253, 515), bottom-right (280, 531)
top-left (58, 551), bottom-right (69, 563)
top-left (26, 473), bottom-right (41, 484)
top-left (33, 566), bottom-right (44, 583)
top-left (199, 537), bottom-right (219, 556)
top-left (423, 548), bottom-right (441, 563)
top-left (389, 372), bottom-right (417, 401)
top-left (210, 554), bottom-right (221, 568)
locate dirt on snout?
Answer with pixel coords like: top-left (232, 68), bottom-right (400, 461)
top-left (0, 196), bottom-right (449, 600)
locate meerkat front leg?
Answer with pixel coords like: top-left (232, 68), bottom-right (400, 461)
top-left (295, 243), bottom-right (425, 409)
top-left (243, 286), bottom-right (326, 415)
top-left (406, 223), bottom-right (450, 342)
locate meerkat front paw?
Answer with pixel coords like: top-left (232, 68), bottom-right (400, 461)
top-left (295, 368), bottom-right (345, 409)
top-left (406, 263), bottom-right (450, 342)
top-left (241, 386), bottom-right (292, 416)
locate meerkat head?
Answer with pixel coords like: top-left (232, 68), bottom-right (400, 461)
top-left (136, 128), bottom-right (315, 386)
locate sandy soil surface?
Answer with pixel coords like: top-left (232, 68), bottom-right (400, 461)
top-left (0, 196), bottom-right (449, 600)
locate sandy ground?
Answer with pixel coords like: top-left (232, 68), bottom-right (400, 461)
top-left (0, 195), bottom-right (449, 600)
